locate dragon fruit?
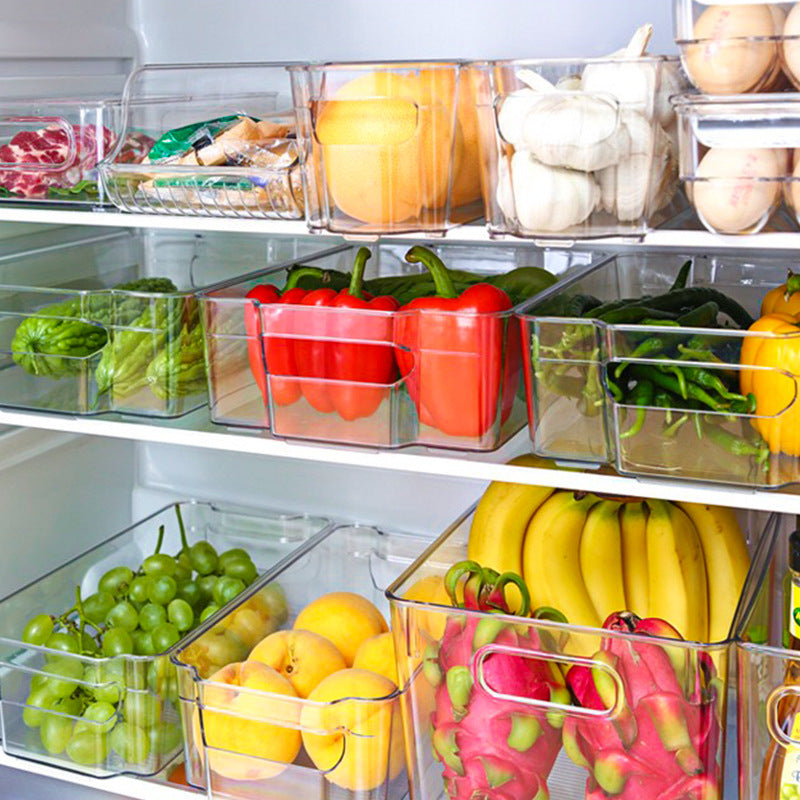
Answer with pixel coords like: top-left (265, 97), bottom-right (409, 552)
top-left (424, 561), bottom-right (570, 800)
top-left (563, 611), bottom-right (723, 800)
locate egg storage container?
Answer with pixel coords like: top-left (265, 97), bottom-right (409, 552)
top-left (0, 499), bottom-right (331, 779)
top-left (288, 61), bottom-right (483, 236)
top-left (674, 0), bottom-right (800, 94)
top-left (201, 241), bottom-right (600, 450)
top-left (99, 63), bottom-right (306, 219)
top-left (734, 505), bottom-right (800, 800)
top-left (387, 502), bottom-right (774, 800)
top-left (520, 250), bottom-right (800, 487)
top-left (0, 96), bottom-right (135, 206)
top-left (471, 51), bottom-right (688, 241)
top-left (172, 521), bottom-right (432, 799)
top-left (673, 93), bottom-right (800, 235)
top-left (0, 227), bottom-right (334, 419)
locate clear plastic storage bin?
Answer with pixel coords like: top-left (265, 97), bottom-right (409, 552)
top-left (0, 97), bottom-right (140, 206)
top-left (387, 503), bottom-right (771, 800)
top-left (99, 63), bottom-right (305, 219)
top-left (0, 500), bottom-right (331, 778)
top-left (675, 1), bottom-right (800, 94)
top-left (735, 509), bottom-right (800, 800)
top-left (519, 251), bottom-right (800, 487)
top-left (674, 93), bottom-right (800, 235)
top-left (172, 522), bottom-right (431, 800)
top-left (471, 53), bottom-right (687, 241)
top-left (0, 227), bottom-right (331, 418)
top-left (201, 242), bottom-right (600, 449)
top-left (288, 61), bottom-right (483, 235)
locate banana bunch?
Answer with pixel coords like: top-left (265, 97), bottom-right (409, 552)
top-left (467, 475), bottom-right (750, 643)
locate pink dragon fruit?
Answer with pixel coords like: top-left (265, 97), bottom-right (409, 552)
top-left (424, 561), bottom-right (571, 800)
top-left (563, 611), bottom-right (723, 800)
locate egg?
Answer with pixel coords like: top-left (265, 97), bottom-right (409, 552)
top-left (781, 2), bottom-right (800, 89)
top-left (693, 147), bottom-right (782, 234)
top-left (684, 4), bottom-right (778, 93)
top-left (786, 150), bottom-right (800, 218)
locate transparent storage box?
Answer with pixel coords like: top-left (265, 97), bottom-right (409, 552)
top-left (99, 63), bottom-right (305, 219)
top-left (675, 0), bottom-right (800, 94)
top-left (288, 61), bottom-right (483, 236)
top-left (520, 250), bottom-right (800, 487)
top-left (0, 97), bottom-right (138, 206)
top-left (674, 93), bottom-right (800, 235)
top-left (172, 522), bottom-right (431, 800)
top-left (470, 54), bottom-right (688, 241)
top-left (201, 241), bottom-right (600, 450)
top-left (0, 500), bottom-right (331, 779)
top-left (735, 508), bottom-right (800, 800)
top-left (387, 502), bottom-right (771, 800)
top-left (0, 227), bottom-right (332, 418)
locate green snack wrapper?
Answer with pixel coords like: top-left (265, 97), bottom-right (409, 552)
top-left (147, 115), bottom-right (245, 163)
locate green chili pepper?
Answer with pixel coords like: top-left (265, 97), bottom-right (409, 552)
top-left (703, 422), bottom-right (770, 471)
top-left (620, 379), bottom-right (654, 439)
top-left (596, 306), bottom-right (681, 324)
top-left (628, 364), bottom-right (728, 412)
top-left (679, 365), bottom-right (746, 403)
top-left (663, 413), bottom-right (689, 438)
top-left (668, 260), bottom-right (693, 292)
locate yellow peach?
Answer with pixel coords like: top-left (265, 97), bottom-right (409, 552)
top-left (248, 629), bottom-right (347, 698)
top-left (194, 661), bottom-right (301, 781)
top-left (300, 668), bottom-right (404, 791)
top-left (352, 633), bottom-right (398, 686)
top-left (293, 592), bottom-right (387, 666)
top-left (402, 574), bottom-right (450, 640)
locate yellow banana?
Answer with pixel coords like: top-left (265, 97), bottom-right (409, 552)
top-left (646, 500), bottom-right (709, 643)
top-left (676, 502), bottom-right (750, 643)
top-left (579, 500), bottom-right (627, 625)
top-left (467, 481), bottom-right (555, 578)
top-left (620, 502), bottom-right (649, 618)
top-left (522, 490), bottom-right (601, 629)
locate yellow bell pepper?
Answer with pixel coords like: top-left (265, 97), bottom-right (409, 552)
top-left (740, 312), bottom-right (800, 456)
top-left (761, 271), bottom-right (800, 317)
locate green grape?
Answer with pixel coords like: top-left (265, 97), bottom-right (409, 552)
top-left (53, 695), bottom-right (82, 717)
top-left (110, 721), bottom-right (150, 765)
top-left (199, 603), bottom-right (220, 623)
top-left (177, 550), bottom-right (192, 572)
top-left (23, 687), bottom-right (58, 728)
top-left (142, 553), bottom-right (177, 578)
top-left (197, 574), bottom-right (218, 602)
top-left (212, 576), bottom-right (245, 606)
top-left (74, 701), bottom-right (117, 735)
top-left (82, 592), bottom-right (115, 626)
top-left (189, 541), bottom-right (219, 576)
top-left (67, 730), bottom-right (109, 766)
top-left (42, 658), bottom-right (84, 698)
top-left (151, 622), bottom-right (180, 653)
top-left (127, 577), bottom-right (152, 606)
top-left (40, 713), bottom-right (74, 755)
top-left (147, 575), bottom-right (177, 605)
top-left (138, 602), bottom-right (167, 632)
top-left (222, 558), bottom-right (257, 585)
top-left (167, 599), bottom-right (194, 632)
top-left (102, 627), bottom-right (134, 657)
top-left (174, 561), bottom-right (192, 584)
top-left (123, 693), bottom-right (161, 729)
top-left (132, 629), bottom-right (155, 656)
top-left (98, 566), bottom-right (134, 597)
top-left (22, 614), bottom-right (54, 646)
top-left (217, 548), bottom-right (249, 571)
top-left (94, 660), bottom-right (126, 704)
top-left (149, 721), bottom-right (182, 756)
top-left (45, 631), bottom-right (80, 655)
top-left (176, 580), bottom-right (201, 609)
top-left (105, 601), bottom-right (139, 633)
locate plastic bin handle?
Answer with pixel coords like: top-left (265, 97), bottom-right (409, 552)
top-left (766, 683), bottom-right (800, 747)
top-left (472, 642), bottom-right (623, 721)
top-left (0, 116), bottom-right (78, 171)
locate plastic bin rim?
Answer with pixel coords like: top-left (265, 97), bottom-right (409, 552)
top-left (676, 32), bottom-right (800, 47)
top-left (472, 54), bottom-right (679, 68)
top-left (673, 92), bottom-right (800, 111)
top-left (287, 60), bottom-right (468, 72)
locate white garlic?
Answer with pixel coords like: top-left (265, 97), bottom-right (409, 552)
top-left (497, 88), bottom-right (538, 148)
top-left (496, 154), bottom-right (517, 221)
top-left (508, 150), bottom-right (600, 232)
top-left (556, 74), bottom-right (582, 91)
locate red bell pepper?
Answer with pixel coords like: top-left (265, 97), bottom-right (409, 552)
top-left (294, 247), bottom-right (399, 421)
top-left (393, 246), bottom-right (517, 440)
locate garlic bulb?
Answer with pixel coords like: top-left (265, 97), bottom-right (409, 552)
top-left (508, 150), bottom-right (600, 232)
top-left (497, 88), bottom-right (538, 148)
top-left (496, 154), bottom-right (517, 221)
top-left (555, 74), bottom-right (582, 91)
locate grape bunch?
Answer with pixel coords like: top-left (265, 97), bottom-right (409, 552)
top-left (19, 504), bottom-right (260, 770)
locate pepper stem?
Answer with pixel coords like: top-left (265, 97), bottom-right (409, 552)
top-left (348, 247), bottom-right (372, 299)
top-left (405, 246), bottom-right (458, 300)
top-left (285, 266), bottom-right (335, 291)
top-left (786, 270), bottom-right (800, 301)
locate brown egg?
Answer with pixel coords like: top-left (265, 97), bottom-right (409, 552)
top-left (781, 2), bottom-right (800, 89)
top-left (684, 4), bottom-right (778, 93)
top-left (786, 151), bottom-right (800, 219)
top-left (693, 147), bottom-right (782, 233)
